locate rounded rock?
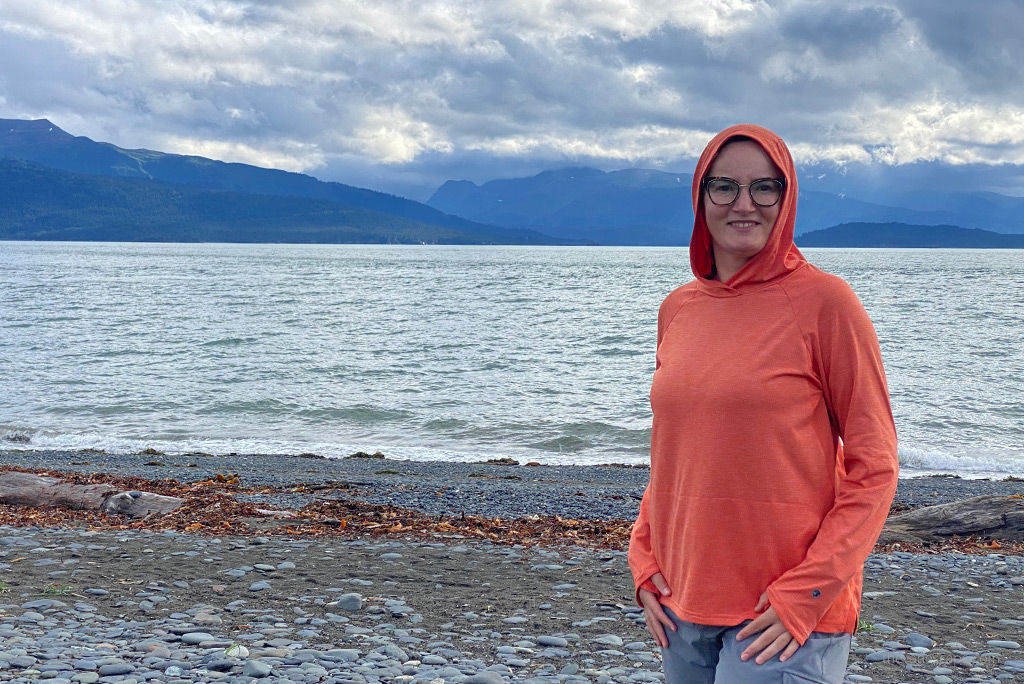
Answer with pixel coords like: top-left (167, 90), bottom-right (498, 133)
top-left (906, 632), bottom-right (934, 649)
top-left (242, 661), bottom-right (273, 678)
top-left (537, 636), bottom-right (568, 647)
top-left (462, 673), bottom-right (508, 684)
top-left (97, 663), bottom-right (135, 676)
top-left (335, 593), bottom-right (364, 611)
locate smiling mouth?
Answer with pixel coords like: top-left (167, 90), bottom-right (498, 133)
top-left (729, 221), bottom-right (759, 228)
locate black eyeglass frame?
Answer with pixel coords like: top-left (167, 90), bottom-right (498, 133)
top-left (702, 177), bottom-right (787, 207)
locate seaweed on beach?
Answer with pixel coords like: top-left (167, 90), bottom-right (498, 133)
top-left (273, 498), bottom-right (636, 549)
top-left (2, 466), bottom-right (1023, 556)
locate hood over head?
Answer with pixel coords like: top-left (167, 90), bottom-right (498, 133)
top-left (690, 124), bottom-right (805, 294)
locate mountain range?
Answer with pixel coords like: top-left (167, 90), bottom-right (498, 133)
top-left (796, 222), bottom-right (1024, 248)
top-left (0, 118), bottom-right (577, 245)
top-left (428, 167), bottom-right (1024, 245)
top-left (0, 159), bottom-right (555, 244)
top-left (2, 117), bottom-right (1022, 247)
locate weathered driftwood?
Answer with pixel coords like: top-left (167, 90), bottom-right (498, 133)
top-left (879, 495), bottom-right (1024, 544)
top-left (0, 471), bottom-right (184, 519)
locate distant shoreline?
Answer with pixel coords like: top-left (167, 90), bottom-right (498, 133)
top-left (2, 238), bottom-right (1023, 249)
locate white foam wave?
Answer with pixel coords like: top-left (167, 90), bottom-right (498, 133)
top-left (0, 428), bottom-right (644, 466)
top-left (898, 444), bottom-right (1024, 479)
top-left (7, 428), bottom-right (1022, 476)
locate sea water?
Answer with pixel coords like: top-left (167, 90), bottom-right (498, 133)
top-left (1, 242), bottom-right (1021, 477)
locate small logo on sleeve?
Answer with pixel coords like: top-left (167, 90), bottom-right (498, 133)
top-left (812, 589), bottom-right (821, 598)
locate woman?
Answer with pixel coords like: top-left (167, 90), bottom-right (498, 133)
top-left (628, 124), bottom-right (898, 684)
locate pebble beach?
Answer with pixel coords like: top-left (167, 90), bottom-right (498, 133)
top-left (2, 448), bottom-right (1024, 684)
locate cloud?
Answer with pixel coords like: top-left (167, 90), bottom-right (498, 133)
top-left (895, 0), bottom-right (1024, 97)
top-left (2, 0), bottom-right (1024, 198)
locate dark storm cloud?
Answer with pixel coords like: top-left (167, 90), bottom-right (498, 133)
top-left (895, 0), bottom-right (1024, 98)
top-left (780, 3), bottom-right (902, 61)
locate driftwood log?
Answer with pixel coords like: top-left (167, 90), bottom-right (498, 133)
top-left (0, 471), bottom-right (184, 519)
top-left (879, 495), bottom-right (1024, 544)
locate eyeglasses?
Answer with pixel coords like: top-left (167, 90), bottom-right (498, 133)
top-left (703, 177), bottom-right (785, 207)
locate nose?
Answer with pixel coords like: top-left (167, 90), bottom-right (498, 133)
top-left (731, 188), bottom-right (757, 212)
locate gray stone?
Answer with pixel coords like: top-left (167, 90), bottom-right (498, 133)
top-left (335, 593), bottom-right (363, 611)
top-left (462, 673), bottom-right (507, 684)
top-left (906, 632), bottom-right (935, 648)
top-left (242, 661), bottom-right (272, 678)
top-left (325, 649), bottom-right (361, 663)
top-left (180, 632), bottom-right (217, 645)
top-left (193, 611), bottom-right (222, 625)
top-left (97, 663), bottom-right (135, 676)
top-left (537, 636), bottom-right (568, 647)
top-left (375, 644), bottom-right (408, 661)
top-left (865, 650), bottom-right (904, 662)
top-left (21, 599), bottom-right (54, 610)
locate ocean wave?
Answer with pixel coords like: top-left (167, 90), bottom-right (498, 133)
top-left (3, 427), bottom-right (1022, 477)
top-left (0, 427), bottom-right (637, 466)
top-left (898, 444), bottom-right (1024, 479)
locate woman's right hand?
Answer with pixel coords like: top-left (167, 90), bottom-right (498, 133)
top-left (638, 572), bottom-right (676, 648)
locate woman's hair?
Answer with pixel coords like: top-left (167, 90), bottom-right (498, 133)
top-left (703, 134), bottom-right (758, 182)
top-left (721, 134), bottom-right (755, 145)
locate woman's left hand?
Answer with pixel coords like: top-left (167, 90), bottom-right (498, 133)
top-left (735, 592), bottom-right (801, 664)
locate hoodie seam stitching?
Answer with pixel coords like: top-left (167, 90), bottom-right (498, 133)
top-left (664, 289), bottom-right (699, 333)
top-left (777, 280), bottom-right (821, 398)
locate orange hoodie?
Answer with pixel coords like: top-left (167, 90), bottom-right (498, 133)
top-left (627, 124), bottom-right (898, 645)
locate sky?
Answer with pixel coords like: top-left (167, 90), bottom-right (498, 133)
top-left (2, 0), bottom-right (1024, 201)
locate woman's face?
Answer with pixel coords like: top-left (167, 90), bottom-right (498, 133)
top-left (703, 140), bottom-right (783, 277)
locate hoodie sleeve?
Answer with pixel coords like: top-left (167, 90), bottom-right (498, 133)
top-left (628, 486), bottom-right (661, 604)
top-left (766, 278), bottom-right (899, 644)
top-left (628, 290), bottom-right (689, 604)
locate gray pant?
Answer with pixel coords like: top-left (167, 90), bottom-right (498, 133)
top-left (661, 607), bottom-right (852, 684)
